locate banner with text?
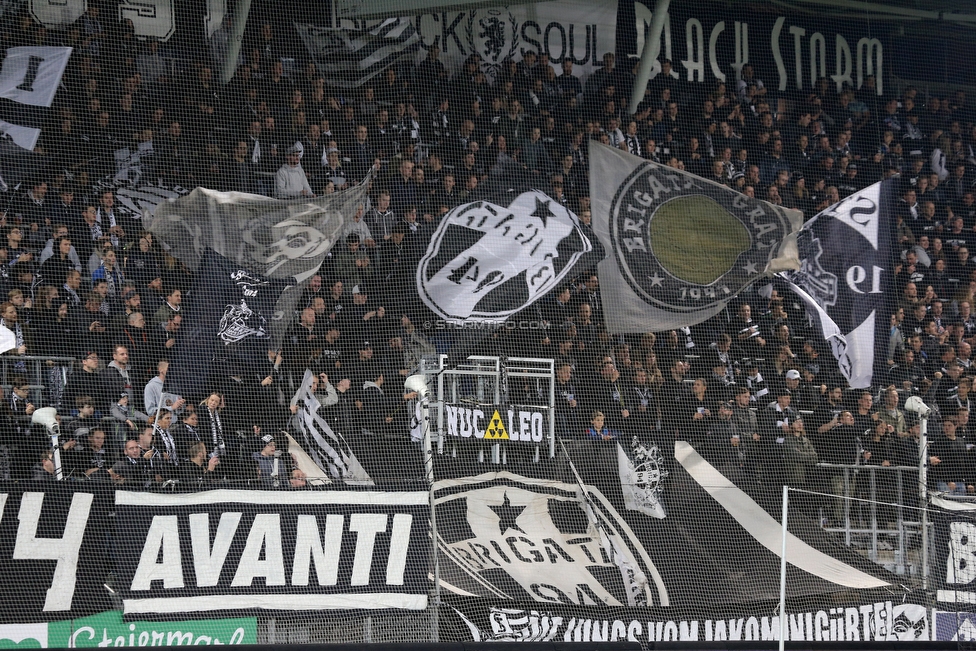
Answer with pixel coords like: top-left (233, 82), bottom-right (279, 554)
top-left (442, 600), bottom-right (933, 643)
top-left (445, 404), bottom-right (550, 443)
top-left (430, 440), bottom-right (899, 619)
top-left (619, 0), bottom-right (887, 96)
top-left (934, 498), bottom-right (976, 609)
top-left (113, 489), bottom-right (431, 617)
top-left (0, 438), bottom-right (923, 627)
top-left (0, 485), bottom-right (112, 623)
top-left (398, 0), bottom-right (617, 81)
top-left (0, 611), bottom-right (256, 648)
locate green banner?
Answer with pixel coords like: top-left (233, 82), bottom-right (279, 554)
top-left (0, 611), bottom-right (257, 648)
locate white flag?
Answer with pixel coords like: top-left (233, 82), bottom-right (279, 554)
top-left (0, 46), bottom-right (72, 150)
top-left (0, 322), bottom-right (16, 355)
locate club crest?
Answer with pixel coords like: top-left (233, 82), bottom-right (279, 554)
top-left (608, 163), bottom-right (797, 312)
top-left (418, 190), bottom-right (592, 322)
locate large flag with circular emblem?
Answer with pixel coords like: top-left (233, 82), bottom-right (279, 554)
top-left (589, 142), bottom-right (803, 333)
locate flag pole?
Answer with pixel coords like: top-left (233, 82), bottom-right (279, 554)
top-left (919, 410), bottom-right (929, 590)
top-left (779, 484), bottom-right (789, 651)
top-left (628, 0), bottom-right (672, 115)
top-left (220, 0), bottom-right (252, 85)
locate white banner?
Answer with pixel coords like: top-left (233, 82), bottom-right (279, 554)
top-left (454, 601), bottom-right (932, 643)
top-left (337, 0), bottom-right (617, 82)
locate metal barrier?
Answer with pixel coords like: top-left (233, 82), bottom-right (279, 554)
top-left (815, 462), bottom-right (926, 577)
top-left (419, 355), bottom-right (556, 460)
top-left (0, 355), bottom-right (76, 407)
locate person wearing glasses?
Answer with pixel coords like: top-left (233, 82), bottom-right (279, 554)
top-left (64, 352), bottom-right (103, 415)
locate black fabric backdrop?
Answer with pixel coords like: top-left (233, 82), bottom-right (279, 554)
top-left (0, 484), bottom-right (112, 623)
top-left (0, 435), bottom-right (908, 623)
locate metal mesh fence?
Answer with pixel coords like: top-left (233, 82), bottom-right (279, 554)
top-left (2, 0), bottom-right (976, 646)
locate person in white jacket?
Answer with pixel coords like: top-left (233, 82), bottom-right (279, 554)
top-left (930, 134), bottom-right (951, 183)
top-left (275, 145), bottom-right (314, 198)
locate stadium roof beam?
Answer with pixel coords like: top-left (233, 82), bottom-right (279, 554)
top-left (331, 0), bottom-right (976, 25)
top-left (333, 0), bottom-right (539, 21)
top-left (221, 0), bottom-right (252, 84)
top-left (629, 0), bottom-right (671, 116)
top-left (778, 0), bottom-right (976, 25)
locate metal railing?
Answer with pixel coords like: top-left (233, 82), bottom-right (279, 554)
top-left (815, 462), bottom-right (926, 577)
top-left (0, 355), bottom-right (76, 407)
top-left (419, 355), bottom-right (556, 461)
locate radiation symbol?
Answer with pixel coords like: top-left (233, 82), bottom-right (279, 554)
top-left (483, 410), bottom-right (510, 440)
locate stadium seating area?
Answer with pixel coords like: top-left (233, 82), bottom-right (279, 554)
top-left (1, 7), bottom-right (975, 512)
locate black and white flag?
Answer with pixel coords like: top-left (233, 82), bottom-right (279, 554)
top-left (617, 437), bottom-right (667, 520)
top-left (589, 142), bottom-right (802, 333)
top-left (295, 18), bottom-right (420, 89)
top-left (418, 188), bottom-right (595, 323)
top-left (0, 46), bottom-right (72, 150)
top-left (165, 249), bottom-right (293, 398)
top-left (292, 369), bottom-right (374, 486)
top-left (781, 180), bottom-right (895, 389)
top-left (147, 180), bottom-right (370, 345)
top-left (112, 142), bottom-right (157, 184)
top-left (92, 177), bottom-right (189, 220)
top-left (147, 185), bottom-right (367, 282)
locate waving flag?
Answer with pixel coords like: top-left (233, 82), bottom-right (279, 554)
top-left (291, 369), bottom-right (374, 486)
top-left (782, 180), bottom-right (895, 388)
top-left (165, 249), bottom-right (294, 399)
top-left (418, 188), bottom-right (595, 323)
top-left (589, 141), bottom-right (802, 333)
top-left (295, 18), bottom-right (420, 89)
top-left (146, 186), bottom-right (366, 282)
top-left (146, 178), bottom-right (370, 345)
top-left (0, 46), bottom-right (72, 150)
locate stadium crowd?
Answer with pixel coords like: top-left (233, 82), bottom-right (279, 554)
top-left (1, 9), bottom-right (976, 513)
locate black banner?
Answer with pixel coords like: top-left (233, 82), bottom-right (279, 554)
top-left (431, 438), bottom-right (902, 620)
top-left (0, 484), bottom-right (112, 623)
top-left (440, 599), bottom-right (933, 644)
top-left (0, 434), bottom-right (915, 626)
top-left (113, 489), bottom-right (430, 616)
top-left (615, 0), bottom-right (888, 98)
top-left (934, 498), bottom-right (976, 609)
top-left (445, 404), bottom-right (549, 443)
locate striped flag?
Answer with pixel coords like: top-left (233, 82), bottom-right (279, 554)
top-left (291, 369), bottom-right (374, 486)
top-left (295, 18), bottom-right (420, 89)
top-left (0, 46), bottom-right (72, 151)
